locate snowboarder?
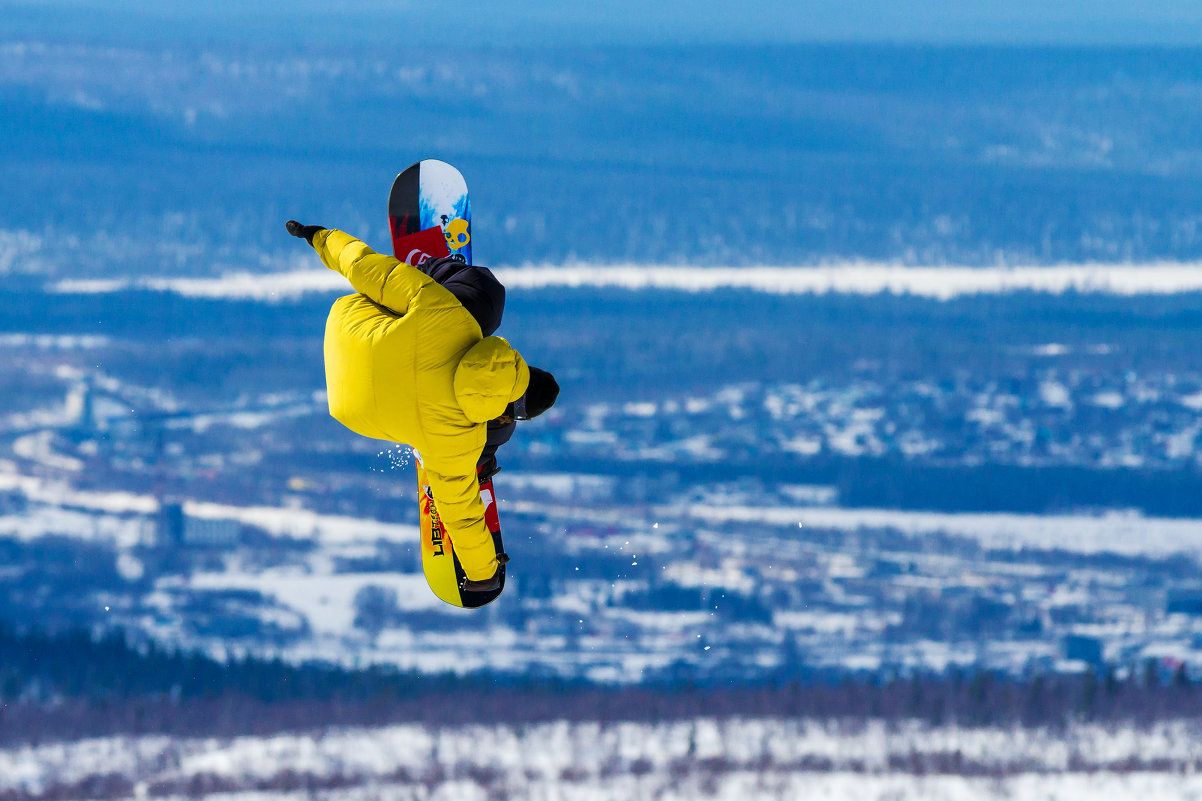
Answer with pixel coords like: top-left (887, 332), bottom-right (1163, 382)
top-left (285, 220), bottom-right (559, 591)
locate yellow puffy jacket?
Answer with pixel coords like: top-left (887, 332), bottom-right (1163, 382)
top-left (312, 229), bottom-right (530, 581)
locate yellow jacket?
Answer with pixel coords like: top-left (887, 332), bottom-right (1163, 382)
top-left (313, 229), bottom-right (530, 580)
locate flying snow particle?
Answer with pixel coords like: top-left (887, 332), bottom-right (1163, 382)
top-left (376, 445), bottom-right (413, 471)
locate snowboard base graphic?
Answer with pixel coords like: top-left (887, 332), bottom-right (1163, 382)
top-left (388, 159), bottom-right (471, 267)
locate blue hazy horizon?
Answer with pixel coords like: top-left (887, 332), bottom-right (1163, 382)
top-left (4, 0), bottom-right (1202, 46)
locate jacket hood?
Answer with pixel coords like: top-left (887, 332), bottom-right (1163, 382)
top-left (453, 336), bottom-right (530, 423)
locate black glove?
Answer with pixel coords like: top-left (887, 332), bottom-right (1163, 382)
top-left (477, 454), bottom-right (501, 484)
top-left (285, 220), bottom-right (323, 244)
top-left (461, 552), bottom-right (509, 593)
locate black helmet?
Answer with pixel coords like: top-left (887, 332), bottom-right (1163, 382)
top-left (514, 366), bottom-right (559, 420)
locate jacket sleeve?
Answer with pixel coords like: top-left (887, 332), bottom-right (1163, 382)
top-left (312, 229), bottom-right (430, 316)
top-left (425, 466), bottom-right (499, 582)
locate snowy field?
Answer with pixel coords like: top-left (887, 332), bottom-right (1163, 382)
top-left (686, 503), bottom-right (1202, 558)
top-left (49, 261), bottom-right (1202, 301)
top-left (5, 718), bottom-right (1202, 801)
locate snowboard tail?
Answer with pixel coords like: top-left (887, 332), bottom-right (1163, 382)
top-left (388, 159), bottom-right (472, 266)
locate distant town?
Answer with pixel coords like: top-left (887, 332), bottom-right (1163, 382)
top-left (5, 288), bottom-right (1202, 685)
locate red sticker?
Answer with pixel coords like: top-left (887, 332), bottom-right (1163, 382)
top-left (390, 222), bottom-right (449, 265)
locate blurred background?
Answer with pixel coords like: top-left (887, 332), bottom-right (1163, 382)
top-left (3, 1), bottom-right (1202, 798)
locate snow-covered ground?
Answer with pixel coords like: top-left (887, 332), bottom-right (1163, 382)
top-left (9, 445), bottom-right (1202, 679)
top-left (685, 504), bottom-right (1202, 558)
top-left (49, 261), bottom-right (1202, 301)
top-left (0, 466), bottom-right (414, 547)
top-left (3, 718), bottom-right (1202, 800)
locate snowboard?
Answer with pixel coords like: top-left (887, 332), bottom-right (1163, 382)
top-left (389, 160), bottom-right (505, 608)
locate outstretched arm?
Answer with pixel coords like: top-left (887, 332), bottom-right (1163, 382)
top-left (287, 221), bottom-right (430, 316)
top-left (313, 229), bottom-right (433, 316)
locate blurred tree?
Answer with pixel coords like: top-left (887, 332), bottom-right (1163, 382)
top-left (352, 585), bottom-right (400, 644)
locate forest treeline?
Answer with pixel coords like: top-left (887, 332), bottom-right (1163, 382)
top-left (2, 623), bottom-right (1200, 745)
